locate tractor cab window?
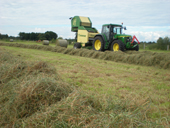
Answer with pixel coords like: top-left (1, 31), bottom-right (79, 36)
top-left (112, 27), bottom-right (122, 34)
top-left (102, 26), bottom-right (110, 33)
top-left (102, 26), bottom-right (110, 41)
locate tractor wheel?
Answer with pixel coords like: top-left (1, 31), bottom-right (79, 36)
top-left (73, 43), bottom-right (81, 49)
top-left (93, 36), bottom-right (104, 51)
top-left (110, 40), bottom-right (125, 51)
top-left (133, 41), bottom-right (139, 51)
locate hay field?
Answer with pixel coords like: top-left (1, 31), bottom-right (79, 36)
top-left (0, 44), bottom-right (169, 127)
top-left (0, 42), bottom-right (170, 69)
top-left (0, 40), bottom-right (74, 48)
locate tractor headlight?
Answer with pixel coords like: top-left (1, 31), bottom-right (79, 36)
top-left (127, 37), bottom-right (132, 42)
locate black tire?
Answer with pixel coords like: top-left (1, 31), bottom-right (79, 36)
top-left (92, 36), bottom-right (104, 51)
top-left (133, 41), bottom-right (139, 51)
top-left (75, 32), bottom-right (77, 41)
top-left (73, 43), bottom-right (81, 49)
top-left (110, 40), bottom-right (125, 52)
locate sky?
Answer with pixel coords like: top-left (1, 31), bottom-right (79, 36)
top-left (0, 0), bottom-right (170, 42)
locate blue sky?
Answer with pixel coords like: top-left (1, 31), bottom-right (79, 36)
top-left (0, 0), bottom-right (170, 41)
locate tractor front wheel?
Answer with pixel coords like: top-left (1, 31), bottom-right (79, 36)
top-left (93, 36), bottom-right (104, 51)
top-left (110, 40), bottom-right (125, 51)
top-left (133, 41), bottom-right (139, 51)
top-left (73, 43), bottom-right (81, 49)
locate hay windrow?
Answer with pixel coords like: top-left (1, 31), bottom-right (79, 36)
top-left (0, 51), bottom-right (73, 127)
top-left (0, 42), bottom-right (170, 69)
top-left (54, 46), bottom-right (66, 53)
top-left (14, 91), bottom-right (167, 128)
top-left (62, 48), bottom-right (73, 54)
top-left (67, 48), bottom-right (80, 55)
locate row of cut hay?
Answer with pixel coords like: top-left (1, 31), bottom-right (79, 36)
top-left (0, 51), bottom-right (73, 127)
top-left (0, 50), bottom-right (168, 127)
top-left (0, 42), bottom-right (170, 69)
top-left (13, 91), bottom-right (169, 128)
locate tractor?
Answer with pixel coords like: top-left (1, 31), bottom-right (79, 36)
top-left (70, 16), bottom-right (140, 51)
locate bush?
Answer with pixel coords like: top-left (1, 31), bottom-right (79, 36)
top-left (150, 37), bottom-right (170, 50)
top-left (50, 38), bottom-right (56, 43)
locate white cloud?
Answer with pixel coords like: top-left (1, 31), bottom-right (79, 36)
top-left (0, 0), bottom-right (170, 41)
top-left (34, 28), bottom-right (46, 33)
top-left (124, 26), bottom-right (170, 41)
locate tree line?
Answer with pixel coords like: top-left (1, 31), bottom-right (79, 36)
top-left (139, 36), bottom-right (170, 50)
top-left (1, 31), bottom-right (58, 41)
top-left (19, 31), bottom-right (58, 41)
top-left (153, 36), bottom-right (170, 50)
top-left (0, 34), bottom-right (8, 39)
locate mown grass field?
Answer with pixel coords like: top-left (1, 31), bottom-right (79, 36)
top-left (0, 40), bottom-right (73, 48)
top-left (0, 40), bottom-right (170, 127)
top-left (1, 39), bottom-right (170, 52)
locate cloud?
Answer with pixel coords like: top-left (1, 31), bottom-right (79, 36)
top-left (124, 26), bottom-right (170, 41)
top-left (0, 0), bottom-right (170, 41)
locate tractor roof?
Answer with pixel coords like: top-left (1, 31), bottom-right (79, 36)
top-left (103, 24), bottom-right (122, 27)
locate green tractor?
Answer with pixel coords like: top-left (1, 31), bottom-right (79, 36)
top-left (70, 16), bottom-right (140, 51)
top-left (93, 24), bottom-right (140, 51)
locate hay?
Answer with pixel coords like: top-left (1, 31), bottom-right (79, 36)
top-left (43, 40), bottom-right (49, 45)
top-left (15, 77), bottom-right (72, 118)
top-left (42, 46), bottom-right (53, 51)
top-left (10, 39), bottom-right (14, 42)
top-left (62, 48), bottom-right (73, 54)
top-left (0, 42), bottom-right (170, 69)
top-left (0, 50), bottom-right (168, 127)
top-left (56, 39), bottom-right (68, 48)
top-left (54, 46), bottom-right (66, 53)
top-left (15, 90), bottom-right (163, 128)
top-left (0, 51), bottom-right (73, 126)
top-left (67, 49), bottom-right (80, 55)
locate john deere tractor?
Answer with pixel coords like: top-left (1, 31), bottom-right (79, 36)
top-left (70, 16), bottom-right (140, 51)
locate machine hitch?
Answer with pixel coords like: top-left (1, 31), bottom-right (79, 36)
top-left (131, 35), bottom-right (140, 44)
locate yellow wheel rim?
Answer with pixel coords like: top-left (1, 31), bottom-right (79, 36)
top-left (113, 43), bottom-right (119, 51)
top-left (94, 40), bottom-right (101, 50)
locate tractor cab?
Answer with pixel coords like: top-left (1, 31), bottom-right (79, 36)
top-left (101, 24), bottom-right (124, 42)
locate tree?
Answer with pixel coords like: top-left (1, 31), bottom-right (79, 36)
top-left (163, 36), bottom-right (170, 45)
top-left (156, 37), bottom-right (170, 50)
top-left (0, 33), bottom-right (8, 39)
top-left (45, 31), bottom-right (58, 40)
top-left (58, 37), bottom-right (63, 39)
top-left (19, 32), bottom-right (25, 40)
top-left (38, 33), bottom-right (46, 40)
top-left (30, 32), bottom-right (37, 40)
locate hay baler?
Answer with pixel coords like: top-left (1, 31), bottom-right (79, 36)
top-left (70, 16), bottom-right (140, 51)
top-left (70, 16), bottom-right (99, 49)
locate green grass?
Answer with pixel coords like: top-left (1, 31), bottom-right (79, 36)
top-left (1, 39), bottom-right (170, 53)
top-left (0, 40), bottom-right (56, 46)
top-left (0, 44), bottom-right (170, 127)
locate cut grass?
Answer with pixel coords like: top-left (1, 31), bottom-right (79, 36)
top-left (0, 51), bottom-right (73, 127)
top-left (1, 42), bottom-right (170, 69)
top-left (0, 46), bottom-right (169, 127)
top-left (1, 40), bottom-right (170, 53)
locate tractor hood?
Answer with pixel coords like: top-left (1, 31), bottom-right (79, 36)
top-left (114, 34), bottom-right (132, 38)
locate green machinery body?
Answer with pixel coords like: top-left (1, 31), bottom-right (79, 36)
top-left (70, 16), bottom-right (139, 51)
top-left (71, 16), bottom-right (99, 47)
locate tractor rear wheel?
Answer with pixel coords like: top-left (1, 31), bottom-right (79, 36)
top-left (110, 40), bottom-right (125, 51)
top-left (73, 43), bottom-right (81, 49)
top-left (93, 36), bottom-right (104, 51)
